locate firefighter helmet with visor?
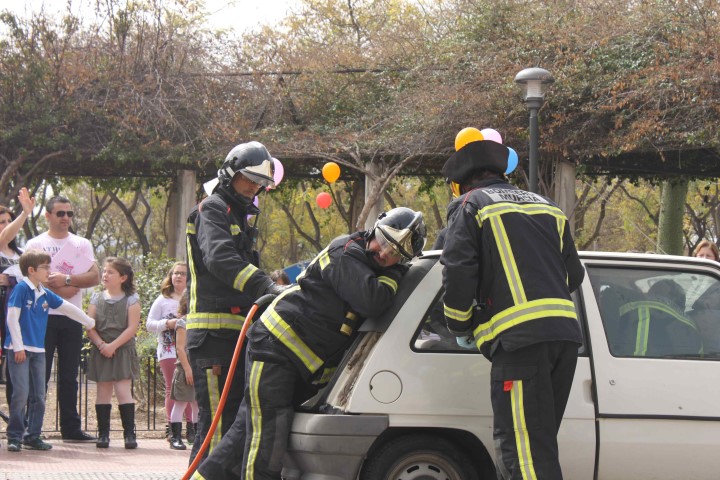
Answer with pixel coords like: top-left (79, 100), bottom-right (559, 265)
top-left (219, 141), bottom-right (276, 189)
top-left (372, 207), bottom-right (427, 263)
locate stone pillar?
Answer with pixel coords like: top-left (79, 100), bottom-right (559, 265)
top-left (167, 170), bottom-right (197, 260)
top-left (364, 161), bottom-right (384, 230)
top-left (554, 160), bottom-right (577, 231)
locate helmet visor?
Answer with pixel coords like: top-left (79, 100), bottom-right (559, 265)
top-left (240, 159), bottom-right (275, 188)
top-left (376, 225), bottom-right (415, 262)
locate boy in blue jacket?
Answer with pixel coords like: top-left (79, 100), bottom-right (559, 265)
top-left (4, 249), bottom-right (95, 452)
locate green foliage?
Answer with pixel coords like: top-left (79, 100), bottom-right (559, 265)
top-left (132, 254), bottom-right (177, 357)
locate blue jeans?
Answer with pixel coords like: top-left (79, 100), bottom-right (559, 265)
top-left (7, 350), bottom-right (47, 442)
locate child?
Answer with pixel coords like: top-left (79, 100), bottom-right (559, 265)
top-left (4, 249), bottom-right (95, 452)
top-left (168, 290), bottom-right (198, 450)
top-left (146, 262), bottom-right (194, 444)
top-left (86, 257), bottom-right (140, 449)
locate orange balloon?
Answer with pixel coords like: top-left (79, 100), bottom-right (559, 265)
top-left (322, 162), bottom-right (341, 183)
top-left (316, 192), bottom-right (332, 209)
top-left (454, 127), bottom-right (484, 151)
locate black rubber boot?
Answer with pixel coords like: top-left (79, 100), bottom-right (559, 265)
top-left (186, 422), bottom-right (196, 445)
top-left (118, 403), bottom-right (137, 449)
top-left (95, 404), bottom-right (111, 449)
top-left (170, 422), bottom-right (187, 450)
top-left (165, 422), bottom-right (171, 442)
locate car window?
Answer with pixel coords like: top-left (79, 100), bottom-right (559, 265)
top-left (587, 266), bottom-right (720, 359)
top-left (412, 288), bottom-right (587, 354)
top-left (412, 289), bottom-right (478, 352)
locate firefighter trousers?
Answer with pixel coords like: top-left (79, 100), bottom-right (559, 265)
top-left (491, 340), bottom-right (579, 480)
top-left (187, 334), bottom-right (247, 466)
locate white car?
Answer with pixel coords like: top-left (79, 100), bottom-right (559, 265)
top-left (282, 251), bottom-right (720, 480)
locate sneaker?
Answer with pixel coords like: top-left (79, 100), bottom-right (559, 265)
top-left (61, 430), bottom-right (97, 443)
top-left (23, 437), bottom-right (52, 450)
top-left (7, 440), bottom-right (21, 452)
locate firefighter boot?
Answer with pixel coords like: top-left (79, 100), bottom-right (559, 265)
top-left (118, 403), bottom-right (137, 449)
top-left (95, 404), bottom-right (111, 449)
top-left (186, 422), bottom-right (196, 444)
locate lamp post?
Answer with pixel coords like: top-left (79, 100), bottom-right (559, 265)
top-left (514, 68), bottom-right (554, 193)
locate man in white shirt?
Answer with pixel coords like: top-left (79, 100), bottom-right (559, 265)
top-left (25, 196), bottom-right (100, 443)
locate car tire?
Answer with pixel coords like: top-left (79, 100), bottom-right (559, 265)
top-left (360, 433), bottom-right (480, 480)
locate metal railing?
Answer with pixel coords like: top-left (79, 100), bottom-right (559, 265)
top-left (45, 353), bottom-right (165, 433)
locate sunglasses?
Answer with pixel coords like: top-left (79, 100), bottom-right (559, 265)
top-left (54, 211), bottom-right (74, 218)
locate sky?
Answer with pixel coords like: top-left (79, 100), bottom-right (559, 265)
top-left (204, 0), bottom-right (297, 31)
top-left (5, 0), bottom-right (299, 33)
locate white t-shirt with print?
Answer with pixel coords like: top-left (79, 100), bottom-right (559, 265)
top-left (25, 232), bottom-right (96, 310)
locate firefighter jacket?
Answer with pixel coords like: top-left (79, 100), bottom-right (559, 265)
top-left (254, 231), bottom-right (406, 378)
top-left (185, 190), bottom-right (274, 339)
top-left (440, 178), bottom-right (585, 358)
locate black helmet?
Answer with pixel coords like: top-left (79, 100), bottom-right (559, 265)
top-left (219, 141), bottom-right (276, 189)
top-left (372, 207), bottom-right (427, 262)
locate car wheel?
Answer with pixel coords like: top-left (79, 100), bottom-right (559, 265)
top-left (360, 434), bottom-right (480, 480)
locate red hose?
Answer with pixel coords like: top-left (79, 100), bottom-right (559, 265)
top-left (181, 303), bottom-right (257, 480)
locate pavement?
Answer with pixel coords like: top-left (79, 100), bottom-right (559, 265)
top-left (0, 437), bottom-right (191, 480)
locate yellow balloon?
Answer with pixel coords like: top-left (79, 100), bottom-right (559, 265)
top-left (322, 162), bottom-right (341, 183)
top-left (454, 127), bottom-right (484, 151)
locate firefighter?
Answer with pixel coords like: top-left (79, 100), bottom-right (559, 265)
top-left (185, 141), bottom-right (287, 464)
top-left (440, 139), bottom-right (585, 479)
top-left (192, 207), bottom-right (427, 480)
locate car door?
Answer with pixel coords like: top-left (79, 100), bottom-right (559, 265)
top-left (583, 256), bottom-right (720, 480)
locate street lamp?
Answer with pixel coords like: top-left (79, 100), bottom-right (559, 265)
top-left (514, 67), bottom-right (554, 193)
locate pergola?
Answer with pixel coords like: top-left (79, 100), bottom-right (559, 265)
top-left (38, 146), bottom-right (720, 258)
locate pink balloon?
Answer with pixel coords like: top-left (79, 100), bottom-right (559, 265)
top-left (267, 158), bottom-right (284, 191)
top-left (480, 128), bottom-right (503, 144)
top-left (273, 158), bottom-right (284, 186)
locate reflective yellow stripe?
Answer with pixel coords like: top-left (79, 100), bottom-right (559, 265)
top-left (511, 380), bottom-right (537, 480)
top-left (186, 222), bottom-right (196, 234)
top-left (297, 246), bottom-right (329, 281)
top-left (619, 301), bottom-right (698, 331)
top-left (313, 367), bottom-right (337, 385)
top-left (234, 264), bottom-right (259, 292)
top-left (186, 313), bottom-right (246, 330)
top-left (191, 470), bottom-right (206, 480)
top-left (557, 217), bottom-right (565, 252)
top-left (246, 361), bottom-right (264, 480)
top-left (488, 214), bottom-right (526, 304)
top-left (619, 301), bottom-right (701, 355)
top-left (444, 303), bottom-right (473, 322)
top-left (318, 250), bottom-right (330, 270)
top-left (261, 309), bottom-right (323, 373)
top-left (230, 224), bottom-right (241, 235)
top-left (634, 307), bottom-right (650, 356)
top-left (479, 202), bottom-right (566, 222)
top-left (206, 369), bottom-right (222, 454)
top-left (474, 298), bottom-right (577, 349)
top-left (377, 275), bottom-right (398, 293)
top-left (187, 236), bottom-right (199, 314)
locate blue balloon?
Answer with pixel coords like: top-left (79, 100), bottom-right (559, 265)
top-left (506, 148), bottom-right (518, 174)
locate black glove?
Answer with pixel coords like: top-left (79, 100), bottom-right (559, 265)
top-left (264, 282), bottom-right (291, 297)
